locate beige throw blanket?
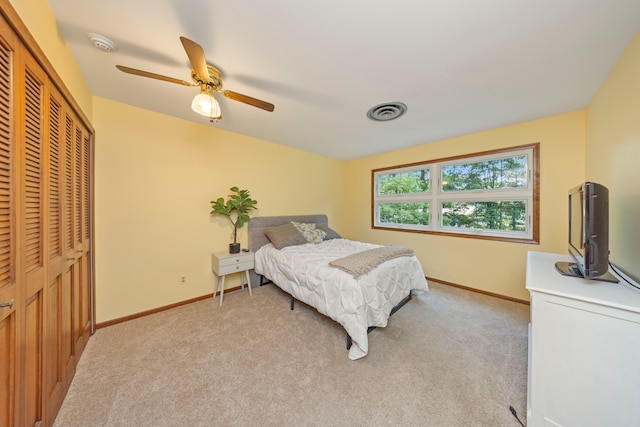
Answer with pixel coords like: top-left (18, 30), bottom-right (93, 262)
top-left (329, 245), bottom-right (415, 278)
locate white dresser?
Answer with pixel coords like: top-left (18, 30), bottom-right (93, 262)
top-left (526, 251), bottom-right (640, 427)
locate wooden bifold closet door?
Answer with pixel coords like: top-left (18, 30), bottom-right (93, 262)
top-left (0, 3), bottom-right (94, 426)
top-left (0, 14), bottom-right (18, 427)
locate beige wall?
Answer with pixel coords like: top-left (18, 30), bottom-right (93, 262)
top-left (586, 30), bottom-right (640, 282)
top-left (93, 97), bottom-right (345, 322)
top-left (344, 111), bottom-right (586, 301)
top-left (9, 0), bottom-right (93, 118)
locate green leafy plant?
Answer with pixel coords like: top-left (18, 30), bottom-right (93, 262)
top-left (209, 187), bottom-right (258, 245)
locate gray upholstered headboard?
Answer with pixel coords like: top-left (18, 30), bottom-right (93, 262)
top-left (247, 214), bottom-right (328, 286)
top-left (248, 214), bottom-right (329, 253)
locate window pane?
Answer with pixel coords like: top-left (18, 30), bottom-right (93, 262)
top-left (378, 169), bottom-right (430, 195)
top-left (442, 201), bottom-right (526, 232)
top-left (441, 155), bottom-right (527, 192)
top-left (379, 202), bottom-right (429, 226)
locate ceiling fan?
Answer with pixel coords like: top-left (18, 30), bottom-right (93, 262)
top-left (116, 36), bottom-right (275, 121)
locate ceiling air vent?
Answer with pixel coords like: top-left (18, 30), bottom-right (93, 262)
top-left (366, 102), bottom-right (407, 122)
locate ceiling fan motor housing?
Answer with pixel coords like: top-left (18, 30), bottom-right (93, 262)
top-left (192, 65), bottom-right (223, 90)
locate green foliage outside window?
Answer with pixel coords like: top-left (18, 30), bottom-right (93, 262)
top-left (379, 202), bottom-right (430, 226)
top-left (442, 156), bottom-right (527, 191)
top-left (442, 201), bottom-right (526, 232)
top-left (378, 169), bottom-right (430, 195)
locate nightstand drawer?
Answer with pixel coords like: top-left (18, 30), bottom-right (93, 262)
top-left (216, 260), bottom-right (254, 276)
top-left (217, 253), bottom-right (253, 267)
top-left (211, 251), bottom-right (254, 275)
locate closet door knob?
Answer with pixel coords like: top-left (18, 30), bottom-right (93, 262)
top-left (0, 299), bottom-right (14, 309)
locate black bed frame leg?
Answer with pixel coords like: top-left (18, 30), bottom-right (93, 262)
top-left (290, 296), bottom-right (295, 310)
top-left (259, 275), bottom-right (273, 286)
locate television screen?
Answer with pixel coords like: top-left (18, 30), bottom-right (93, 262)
top-left (556, 182), bottom-right (618, 283)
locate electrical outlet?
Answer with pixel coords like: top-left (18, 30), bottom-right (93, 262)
top-left (180, 276), bottom-right (187, 285)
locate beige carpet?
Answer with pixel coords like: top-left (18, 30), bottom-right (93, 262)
top-left (53, 282), bottom-right (529, 427)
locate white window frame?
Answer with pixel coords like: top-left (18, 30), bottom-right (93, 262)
top-left (372, 143), bottom-right (539, 243)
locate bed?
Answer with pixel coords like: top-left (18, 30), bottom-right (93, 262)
top-left (248, 214), bottom-right (429, 360)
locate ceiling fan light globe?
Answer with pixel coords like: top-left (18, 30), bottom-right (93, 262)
top-left (191, 93), bottom-right (221, 119)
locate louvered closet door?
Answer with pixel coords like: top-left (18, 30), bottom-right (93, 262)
top-left (0, 17), bottom-right (18, 427)
top-left (43, 85), bottom-right (70, 421)
top-left (73, 118), bottom-right (91, 352)
top-left (64, 110), bottom-right (91, 365)
top-left (21, 47), bottom-right (49, 427)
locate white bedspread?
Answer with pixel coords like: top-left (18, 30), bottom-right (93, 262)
top-left (254, 239), bottom-right (429, 360)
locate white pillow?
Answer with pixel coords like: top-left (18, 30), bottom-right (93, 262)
top-left (291, 221), bottom-right (327, 244)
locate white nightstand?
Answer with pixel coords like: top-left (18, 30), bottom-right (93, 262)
top-left (211, 250), bottom-right (254, 306)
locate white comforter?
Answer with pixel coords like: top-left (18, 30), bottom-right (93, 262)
top-left (254, 239), bottom-right (429, 360)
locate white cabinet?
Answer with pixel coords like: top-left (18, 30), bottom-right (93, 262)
top-left (526, 251), bottom-right (640, 427)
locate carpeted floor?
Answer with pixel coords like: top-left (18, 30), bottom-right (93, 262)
top-left (53, 281), bottom-right (530, 427)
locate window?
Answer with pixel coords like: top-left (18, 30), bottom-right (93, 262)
top-left (372, 143), bottom-right (539, 243)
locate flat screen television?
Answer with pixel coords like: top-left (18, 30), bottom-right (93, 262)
top-left (555, 182), bottom-right (618, 283)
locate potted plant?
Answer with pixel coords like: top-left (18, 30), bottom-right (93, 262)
top-left (210, 187), bottom-right (258, 253)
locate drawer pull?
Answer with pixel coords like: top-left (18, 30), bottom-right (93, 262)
top-left (0, 299), bottom-right (14, 309)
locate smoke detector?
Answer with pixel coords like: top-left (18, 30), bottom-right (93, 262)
top-left (367, 102), bottom-right (407, 122)
top-left (87, 33), bottom-right (117, 53)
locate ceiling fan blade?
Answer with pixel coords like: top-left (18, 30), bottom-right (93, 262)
top-left (222, 90), bottom-right (275, 112)
top-left (180, 36), bottom-right (210, 83)
top-left (116, 65), bottom-right (193, 86)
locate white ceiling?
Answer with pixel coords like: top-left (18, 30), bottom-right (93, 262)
top-left (49, 0), bottom-right (640, 160)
